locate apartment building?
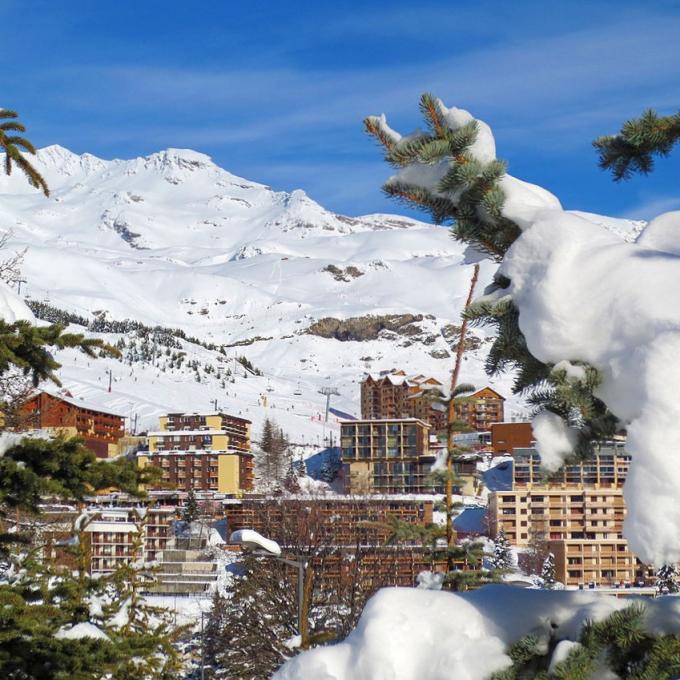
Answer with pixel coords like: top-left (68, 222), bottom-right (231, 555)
top-left (20, 390), bottom-right (125, 458)
top-left (224, 496), bottom-right (452, 592)
top-left (138, 411), bottom-right (254, 494)
top-left (340, 418), bottom-right (436, 494)
top-left (223, 496), bottom-right (434, 546)
top-left (159, 412), bottom-right (251, 452)
top-left (488, 445), bottom-right (650, 587)
top-left (361, 371), bottom-right (446, 431)
top-left (453, 387), bottom-right (505, 432)
top-left (82, 504), bottom-right (174, 574)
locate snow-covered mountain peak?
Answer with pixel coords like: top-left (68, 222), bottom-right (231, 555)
top-left (0, 144), bottom-right (524, 435)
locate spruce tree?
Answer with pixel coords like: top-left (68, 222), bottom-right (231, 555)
top-left (491, 529), bottom-right (513, 571)
top-left (182, 488), bottom-right (200, 524)
top-left (655, 563), bottom-right (679, 595)
top-left (540, 552), bottom-right (557, 589)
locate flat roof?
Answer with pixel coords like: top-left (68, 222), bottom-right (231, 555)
top-left (339, 418), bottom-right (431, 427)
top-left (163, 412), bottom-right (252, 423)
top-left (148, 429), bottom-right (225, 437)
top-left (140, 449), bottom-right (252, 456)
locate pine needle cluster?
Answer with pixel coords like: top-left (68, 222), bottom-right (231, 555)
top-left (490, 604), bottom-right (680, 680)
top-left (594, 109), bottom-right (680, 181)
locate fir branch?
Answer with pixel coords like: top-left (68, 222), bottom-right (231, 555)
top-left (419, 93), bottom-right (446, 138)
top-left (594, 108), bottom-right (680, 181)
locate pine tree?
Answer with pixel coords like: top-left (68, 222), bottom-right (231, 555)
top-left (318, 455), bottom-right (336, 484)
top-left (655, 563), bottom-right (679, 595)
top-left (364, 94), bottom-right (619, 459)
top-left (541, 552), bottom-right (557, 589)
top-left (259, 419), bottom-right (292, 487)
top-left (182, 488), bottom-right (200, 524)
top-left (491, 529), bottom-right (513, 570)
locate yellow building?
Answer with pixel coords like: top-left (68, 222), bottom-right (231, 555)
top-left (138, 413), bottom-right (254, 495)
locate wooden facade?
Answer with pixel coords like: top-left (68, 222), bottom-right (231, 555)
top-left (223, 496), bottom-right (434, 546)
top-left (361, 372), bottom-right (446, 432)
top-left (453, 387), bottom-right (505, 432)
top-left (491, 421), bottom-right (533, 455)
top-left (20, 391), bottom-right (125, 458)
top-left (223, 496), bottom-right (451, 592)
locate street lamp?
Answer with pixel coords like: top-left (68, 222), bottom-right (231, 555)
top-left (230, 529), bottom-right (311, 648)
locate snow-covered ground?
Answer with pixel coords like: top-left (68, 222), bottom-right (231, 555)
top-left (273, 585), bottom-right (680, 680)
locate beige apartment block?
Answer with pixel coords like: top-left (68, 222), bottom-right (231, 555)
top-left (159, 412), bottom-right (251, 452)
top-left (340, 418), bottom-right (435, 494)
top-left (139, 412), bottom-right (255, 494)
top-left (489, 487), bottom-right (627, 547)
top-left (549, 539), bottom-right (639, 588)
top-left (488, 445), bottom-right (656, 587)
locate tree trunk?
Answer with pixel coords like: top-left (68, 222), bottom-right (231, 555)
top-left (446, 263), bottom-right (480, 570)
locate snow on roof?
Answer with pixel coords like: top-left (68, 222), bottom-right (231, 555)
top-left (365, 371), bottom-right (444, 389)
top-left (36, 388), bottom-right (125, 418)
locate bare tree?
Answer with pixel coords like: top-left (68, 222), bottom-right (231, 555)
top-left (0, 230), bottom-right (27, 288)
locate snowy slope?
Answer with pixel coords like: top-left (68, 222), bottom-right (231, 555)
top-left (0, 145), bottom-right (527, 441)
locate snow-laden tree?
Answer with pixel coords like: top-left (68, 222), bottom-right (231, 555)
top-left (540, 553), bottom-right (557, 590)
top-left (365, 96), bottom-right (680, 569)
top-left (655, 563), bottom-right (679, 595)
top-left (490, 530), bottom-right (512, 571)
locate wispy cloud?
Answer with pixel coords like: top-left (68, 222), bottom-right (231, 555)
top-left (43, 11), bottom-right (680, 154)
top-left (624, 195), bottom-right (680, 221)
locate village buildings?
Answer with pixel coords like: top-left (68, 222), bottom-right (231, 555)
top-left (20, 390), bottom-right (125, 458)
top-left (360, 371), bottom-right (446, 431)
top-left (138, 411), bottom-right (254, 494)
top-left (453, 386), bottom-right (505, 432)
top-left (80, 498), bottom-right (174, 575)
top-left (339, 418), bottom-right (437, 494)
top-left (488, 445), bottom-right (650, 587)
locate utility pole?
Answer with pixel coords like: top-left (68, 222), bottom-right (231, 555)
top-left (211, 398), bottom-right (218, 412)
top-left (107, 369), bottom-right (113, 393)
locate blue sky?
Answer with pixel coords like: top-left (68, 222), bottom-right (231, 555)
top-left (3, 0), bottom-right (680, 220)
